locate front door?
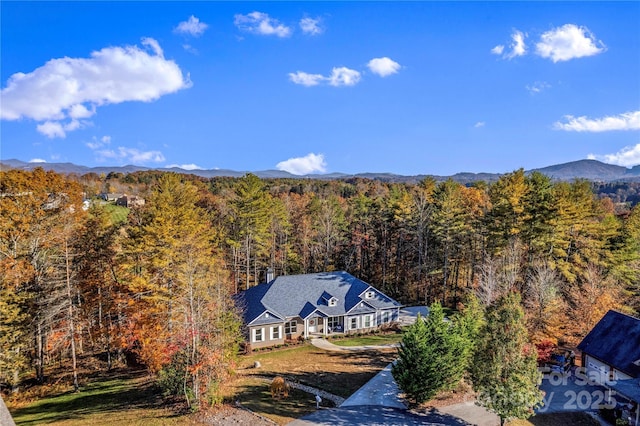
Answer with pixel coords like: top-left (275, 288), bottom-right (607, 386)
top-left (308, 318), bottom-right (317, 333)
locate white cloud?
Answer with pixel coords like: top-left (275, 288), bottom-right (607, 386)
top-left (535, 24), bottom-right (605, 62)
top-left (367, 57), bottom-right (401, 77)
top-left (174, 16), bottom-right (208, 37)
top-left (29, 158), bottom-right (47, 163)
top-left (276, 153), bottom-right (327, 175)
top-left (526, 81), bottom-right (551, 94)
top-left (588, 143), bottom-right (640, 167)
top-left (86, 135), bottom-right (111, 150)
top-left (506, 30), bottom-right (527, 59)
top-left (1, 37), bottom-right (191, 137)
top-left (299, 17), bottom-right (323, 35)
top-left (69, 104), bottom-right (94, 119)
top-left (141, 37), bottom-right (163, 57)
top-left (328, 67), bottom-right (361, 87)
top-left (289, 67), bottom-right (361, 87)
top-left (554, 111), bottom-right (640, 132)
top-left (234, 12), bottom-right (291, 38)
top-left (491, 45), bottom-right (505, 55)
top-left (36, 121), bottom-right (65, 138)
top-left (492, 30), bottom-right (527, 60)
top-left (36, 119), bottom-right (85, 138)
top-left (96, 147), bottom-right (165, 164)
top-left (182, 44), bottom-right (198, 54)
top-left (288, 71), bottom-right (325, 87)
top-left (166, 163), bottom-right (203, 170)
top-left (474, 121), bottom-right (486, 128)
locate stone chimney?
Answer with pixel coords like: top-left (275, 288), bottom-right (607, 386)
top-left (266, 268), bottom-right (274, 282)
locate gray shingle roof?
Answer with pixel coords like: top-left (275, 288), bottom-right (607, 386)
top-left (236, 271), bottom-right (400, 324)
top-left (577, 310), bottom-right (640, 378)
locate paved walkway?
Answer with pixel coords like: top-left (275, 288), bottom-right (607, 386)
top-left (310, 338), bottom-right (399, 352)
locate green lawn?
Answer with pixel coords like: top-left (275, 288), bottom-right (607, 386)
top-left (330, 333), bottom-right (403, 347)
top-left (8, 343), bottom-right (396, 426)
top-left (8, 371), bottom-right (203, 426)
top-left (103, 204), bottom-right (129, 224)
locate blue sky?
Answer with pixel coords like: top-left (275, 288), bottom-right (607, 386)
top-left (1, 1), bottom-right (639, 176)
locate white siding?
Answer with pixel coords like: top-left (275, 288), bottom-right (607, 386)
top-left (613, 369), bottom-right (633, 381)
top-left (585, 355), bottom-right (611, 384)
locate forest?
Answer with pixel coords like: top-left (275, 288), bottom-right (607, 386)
top-left (1, 167), bottom-right (639, 407)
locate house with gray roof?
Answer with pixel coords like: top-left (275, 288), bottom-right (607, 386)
top-left (578, 310), bottom-right (640, 426)
top-left (235, 271), bottom-right (401, 349)
top-left (577, 310), bottom-right (640, 383)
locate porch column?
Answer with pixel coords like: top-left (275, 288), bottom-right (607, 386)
top-left (304, 319), bottom-right (308, 339)
top-left (323, 317), bottom-right (328, 337)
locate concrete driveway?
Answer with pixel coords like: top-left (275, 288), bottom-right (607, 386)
top-left (340, 363), bottom-right (406, 409)
top-left (289, 405), bottom-right (472, 426)
top-left (538, 368), bottom-right (612, 415)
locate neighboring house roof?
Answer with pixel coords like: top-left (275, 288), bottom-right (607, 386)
top-left (236, 271), bottom-right (400, 325)
top-left (577, 310), bottom-right (640, 378)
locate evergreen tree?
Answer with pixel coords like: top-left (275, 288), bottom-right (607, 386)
top-left (453, 293), bottom-right (485, 371)
top-left (392, 303), bottom-right (470, 405)
top-left (470, 292), bottom-right (543, 426)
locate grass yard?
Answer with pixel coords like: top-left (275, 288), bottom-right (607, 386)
top-left (238, 343), bottom-right (396, 398)
top-left (8, 370), bottom-right (203, 426)
top-left (7, 343), bottom-right (396, 426)
top-left (103, 203), bottom-right (129, 224)
top-left (330, 333), bottom-right (403, 347)
top-left (508, 411), bottom-right (601, 426)
top-left (229, 377), bottom-right (334, 425)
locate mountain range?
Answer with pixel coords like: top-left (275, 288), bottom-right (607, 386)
top-left (1, 158), bottom-right (639, 184)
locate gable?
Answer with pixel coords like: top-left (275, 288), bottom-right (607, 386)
top-left (249, 310), bottom-right (284, 326)
top-left (577, 310), bottom-right (640, 377)
top-left (235, 271), bottom-right (401, 325)
top-left (347, 299), bottom-right (377, 315)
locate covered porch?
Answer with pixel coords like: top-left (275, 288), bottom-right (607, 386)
top-left (303, 314), bottom-right (345, 338)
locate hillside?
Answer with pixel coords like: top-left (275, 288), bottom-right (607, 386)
top-left (1, 158), bottom-right (639, 183)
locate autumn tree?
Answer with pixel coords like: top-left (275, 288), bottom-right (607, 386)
top-left (123, 173), bottom-right (241, 407)
top-left (230, 174), bottom-right (271, 289)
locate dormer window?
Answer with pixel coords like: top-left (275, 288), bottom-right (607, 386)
top-left (322, 292), bottom-right (338, 307)
top-left (365, 291), bottom-right (375, 299)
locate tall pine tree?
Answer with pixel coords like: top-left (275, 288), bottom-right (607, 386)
top-left (471, 292), bottom-right (543, 426)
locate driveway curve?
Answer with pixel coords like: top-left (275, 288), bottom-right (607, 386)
top-left (288, 405), bottom-right (471, 426)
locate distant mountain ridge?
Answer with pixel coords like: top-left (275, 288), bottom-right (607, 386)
top-left (1, 158), bottom-right (639, 183)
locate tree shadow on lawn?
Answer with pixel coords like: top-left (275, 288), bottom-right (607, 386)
top-left (10, 370), bottom-right (176, 426)
top-left (235, 380), bottom-right (335, 424)
top-left (245, 349), bottom-right (396, 398)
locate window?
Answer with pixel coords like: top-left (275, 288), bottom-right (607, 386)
top-left (350, 317), bottom-right (358, 330)
top-left (285, 321), bottom-right (297, 334)
top-left (365, 291), bottom-right (375, 299)
top-left (328, 317), bottom-right (341, 329)
top-left (253, 328), bottom-right (263, 342)
top-left (271, 326), bottom-right (281, 340)
top-left (329, 297), bottom-right (337, 307)
top-left (381, 311), bottom-right (390, 323)
top-left (363, 314), bottom-right (373, 328)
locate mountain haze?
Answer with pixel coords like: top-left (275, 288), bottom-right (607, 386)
top-left (1, 158), bottom-right (639, 183)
